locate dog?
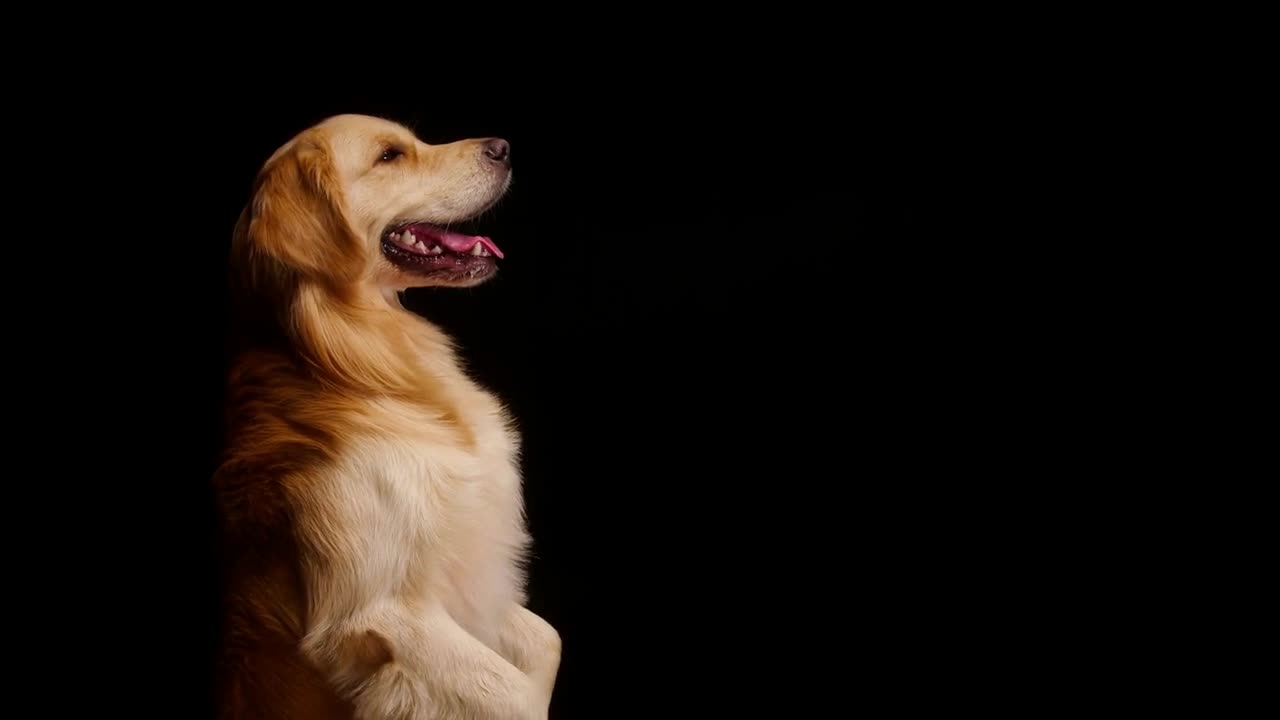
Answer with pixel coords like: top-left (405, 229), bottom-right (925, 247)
top-left (213, 114), bottom-right (560, 719)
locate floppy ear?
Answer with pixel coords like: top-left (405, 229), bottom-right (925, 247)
top-left (244, 135), bottom-right (365, 286)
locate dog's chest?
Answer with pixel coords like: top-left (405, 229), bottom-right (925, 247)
top-left (359, 384), bottom-right (528, 640)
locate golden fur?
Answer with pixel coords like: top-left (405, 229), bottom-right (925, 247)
top-left (214, 115), bottom-right (559, 719)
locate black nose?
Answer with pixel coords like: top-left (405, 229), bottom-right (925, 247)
top-left (483, 138), bottom-right (510, 165)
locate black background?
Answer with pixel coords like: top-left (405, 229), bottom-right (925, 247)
top-left (24, 64), bottom-right (1074, 717)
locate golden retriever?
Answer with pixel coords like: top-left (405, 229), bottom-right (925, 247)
top-left (213, 114), bottom-right (560, 719)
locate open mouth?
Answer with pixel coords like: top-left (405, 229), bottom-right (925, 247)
top-left (381, 221), bottom-right (504, 279)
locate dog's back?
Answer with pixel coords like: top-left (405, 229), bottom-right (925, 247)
top-left (213, 350), bottom-right (354, 719)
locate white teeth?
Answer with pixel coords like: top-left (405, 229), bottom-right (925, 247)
top-left (402, 230), bottom-right (415, 243)
top-left (471, 243), bottom-right (485, 256)
top-left (415, 240), bottom-right (428, 253)
top-left (389, 232), bottom-right (400, 243)
top-left (431, 246), bottom-right (443, 255)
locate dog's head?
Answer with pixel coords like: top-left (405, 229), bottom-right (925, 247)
top-left (235, 114), bottom-right (511, 299)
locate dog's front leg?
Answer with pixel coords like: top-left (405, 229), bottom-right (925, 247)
top-left (295, 476), bottom-right (547, 719)
top-left (497, 605), bottom-right (562, 708)
top-left (303, 600), bottom-right (548, 720)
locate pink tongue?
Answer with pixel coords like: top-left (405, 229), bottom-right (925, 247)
top-left (429, 228), bottom-right (504, 259)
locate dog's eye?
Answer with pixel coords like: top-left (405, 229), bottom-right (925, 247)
top-left (379, 147), bottom-right (404, 163)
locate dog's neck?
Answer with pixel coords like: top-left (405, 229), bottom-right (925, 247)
top-left (231, 280), bottom-right (455, 387)
top-left (228, 280), bottom-right (475, 446)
